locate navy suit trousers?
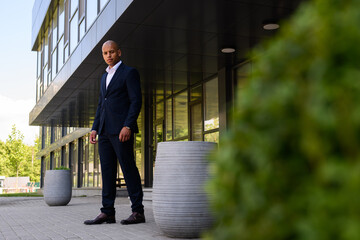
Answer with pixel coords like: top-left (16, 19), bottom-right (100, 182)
top-left (98, 131), bottom-right (144, 215)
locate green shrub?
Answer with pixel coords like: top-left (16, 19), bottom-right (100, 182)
top-left (206, 0), bottom-right (360, 239)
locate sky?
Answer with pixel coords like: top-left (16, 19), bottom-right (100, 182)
top-left (0, 0), bottom-right (37, 145)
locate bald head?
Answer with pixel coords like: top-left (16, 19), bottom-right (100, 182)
top-left (102, 40), bottom-right (119, 50)
top-left (102, 40), bottom-right (121, 67)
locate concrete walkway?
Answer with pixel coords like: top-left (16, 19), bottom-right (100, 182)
top-left (0, 196), bottom-right (201, 240)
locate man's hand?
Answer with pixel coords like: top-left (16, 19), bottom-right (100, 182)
top-left (119, 127), bottom-right (131, 142)
top-left (90, 130), bottom-right (98, 144)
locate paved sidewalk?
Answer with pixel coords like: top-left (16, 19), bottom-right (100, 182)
top-left (0, 196), bottom-right (201, 240)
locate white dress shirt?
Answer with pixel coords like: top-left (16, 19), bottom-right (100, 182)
top-left (105, 60), bottom-right (122, 89)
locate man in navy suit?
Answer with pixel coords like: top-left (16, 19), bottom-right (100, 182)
top-left (84, 40), bottom-right (145, 225)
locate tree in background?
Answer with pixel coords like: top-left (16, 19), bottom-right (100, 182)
top-left (0, 141), bottom-right (10, 177)
top-left (0, 125), bottom-right (40, 182)
top-left (207, 0), bottom-right (360, 239)
top-left (20, 137), bottom-right (41, 182)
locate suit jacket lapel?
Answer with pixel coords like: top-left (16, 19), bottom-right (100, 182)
top-left (105, 63), bottom-right (125, 95)
top-left (101, 73), bottom-right (107, 97)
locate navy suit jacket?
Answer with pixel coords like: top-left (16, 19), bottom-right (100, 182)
top-left (92, 63), bottom-right (142, 135)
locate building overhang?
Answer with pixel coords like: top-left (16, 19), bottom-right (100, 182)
top-left (29, 0), bottom-right (304, 127)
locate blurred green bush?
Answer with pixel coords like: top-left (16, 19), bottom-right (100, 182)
top-left (206, 0), bottom-right (360, 239)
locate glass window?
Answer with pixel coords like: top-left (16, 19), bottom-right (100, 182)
top-left (204, 77), bottom-right (219, 131)
top-left (189, 72), bottom-right (202, 86)
top-left (155, 85), bottom-right (164, 102)
top-left (70, 0), bottom-right (78, 17)
top-left (44, 33), bottom-right (48, 66)
top-left (79, 0), bottom-right (85, 18)
top-left (190, 85), bottom-right (202, 102)
top-left (95, 143), bottom-right (101, 187)
top-left (63, 144), bottom-right (69, 168)
top-left (88, 141), bottom-right (94, 187)
top-left (173, 71), bottom-right (188, 94)
top-left (100, 0), bottom-right (109, 11)
top-left (79, 18), bottom-right (85, 40)
top-left (45, 154), bottom-right (50, 170)
top-left (136, 112), bottom-right (142, 148)
top-left (59, 0), bottom-right (65, 37)
top-left (64, 0), bottom-right (69, 43)
top-left (37, 51), bottom-right (41, 78)
top-left (71, 141), bottom-right (78, 188)
top-left (70, 11), bottom-right (79, 54)
top-left (174, 91), bottom-right (188, 139)
top-left (166, 98), bottom-right (172, 140)
top-left (86, 0), bottom-right (97, 29)
top-left (52, 8), bottom-right (58, 48)
top-left (156, 101), bottom-right (164, 120)
top-left (36, 77), bottom-right (41, 102)
top-left (156, 124), bottom-right (163, 145)
top-left (191, 103), bottom-right (202, 141)
top-left (64, 42), bottom-right (69, 62)
top-left (204, 131), bottom-right (219, 143)
top-left (58, 36), bottom-right (64, 69)
top-left (135, 150), bottom-right (143, 181)
top-left (165, 71), bottom-right (172, 96)
top-left (42, 65), bottom-right (47, 89)
top-left (54, 149), bottom-right (61, 168)
top-left (51, 48), bottom-right (57, 79)
top-left (47, 71), bottom-right (51, 87)
top-left (83, 136), bottom-right (89, 187)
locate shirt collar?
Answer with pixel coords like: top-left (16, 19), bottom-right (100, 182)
top-left (106, 60), bottom-right (122, 73)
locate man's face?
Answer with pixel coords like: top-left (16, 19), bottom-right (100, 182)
top-left (102, 42), bottom-right (121, 67)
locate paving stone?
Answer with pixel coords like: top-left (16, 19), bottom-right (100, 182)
top-left (0, 196), bottom-right (201, 240)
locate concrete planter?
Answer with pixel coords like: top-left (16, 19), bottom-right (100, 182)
top-left (153, 141), bottom-right (216, 238)
top-left (44, 170), bottom-right (72, 206)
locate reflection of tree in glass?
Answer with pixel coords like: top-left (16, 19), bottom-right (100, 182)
top-left (205, 132), bottom-right (219, 143)
top-left (204, 117), bottom-right (219, 131)
top-left (136, 132), bottom-right (142, 148)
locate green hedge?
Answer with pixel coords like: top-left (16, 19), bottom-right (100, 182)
top-left (206, 0), bottom-right (360, 239)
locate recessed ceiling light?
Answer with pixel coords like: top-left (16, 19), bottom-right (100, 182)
top-left (263, 23), bottom-right (280, 30)
top-left (221, 48), bottom-right (235, 53)
top-left (263, 20), bottom-right (280, 30)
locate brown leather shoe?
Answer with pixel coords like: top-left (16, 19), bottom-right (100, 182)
top-left (84, 213), bottom-right (116, 225)
top-left (120, 212), bottom-right (145, 225)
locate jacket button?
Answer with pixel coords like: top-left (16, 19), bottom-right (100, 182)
top-left (105, 98), bottom-right (107, 100)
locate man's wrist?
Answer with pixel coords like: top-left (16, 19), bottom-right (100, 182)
top-left (124, 126), bottom-right (131, 130)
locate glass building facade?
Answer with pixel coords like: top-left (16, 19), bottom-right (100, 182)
top-left (31, 0), bottom-right (303, 190)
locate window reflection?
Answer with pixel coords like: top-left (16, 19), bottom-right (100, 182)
top-left (51, 48), bottom-right (57, 79)
top-left (204, 132), bottom-right (219, 143)
top-left (70, 11), bottom-right (78, 54)
top-left (191, 103), bottom-right (202, 141)
top-left (86, 0), bottom-right (97, 28)
top-left (100, 0), bottom-right (109, 11)
top-left (58, 37), bottom-right (64, 69)
top-left (156, 101), bottom-right (164, 120)
top-left (58, 0), bottom-right (64, 36)
top-left (166, 98), bottom-right (172, 140)
top-left (174, 91), bottom-right (188, 139)
top-left (70, 0), bottom-right (78, 17)
top-left (190, 85), bottom-right (202, 102)
top-left (52, 9), bottom-right (58, 48)
top-left (79, 19), bottom-right (85, 40)
top-left (204, 77), bottom-right (219, 131)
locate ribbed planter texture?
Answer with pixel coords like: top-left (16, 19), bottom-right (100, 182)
top-left (153, 141), bottom-right (216, 238)
top-left (44, 170), bottom-right (72, 206)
